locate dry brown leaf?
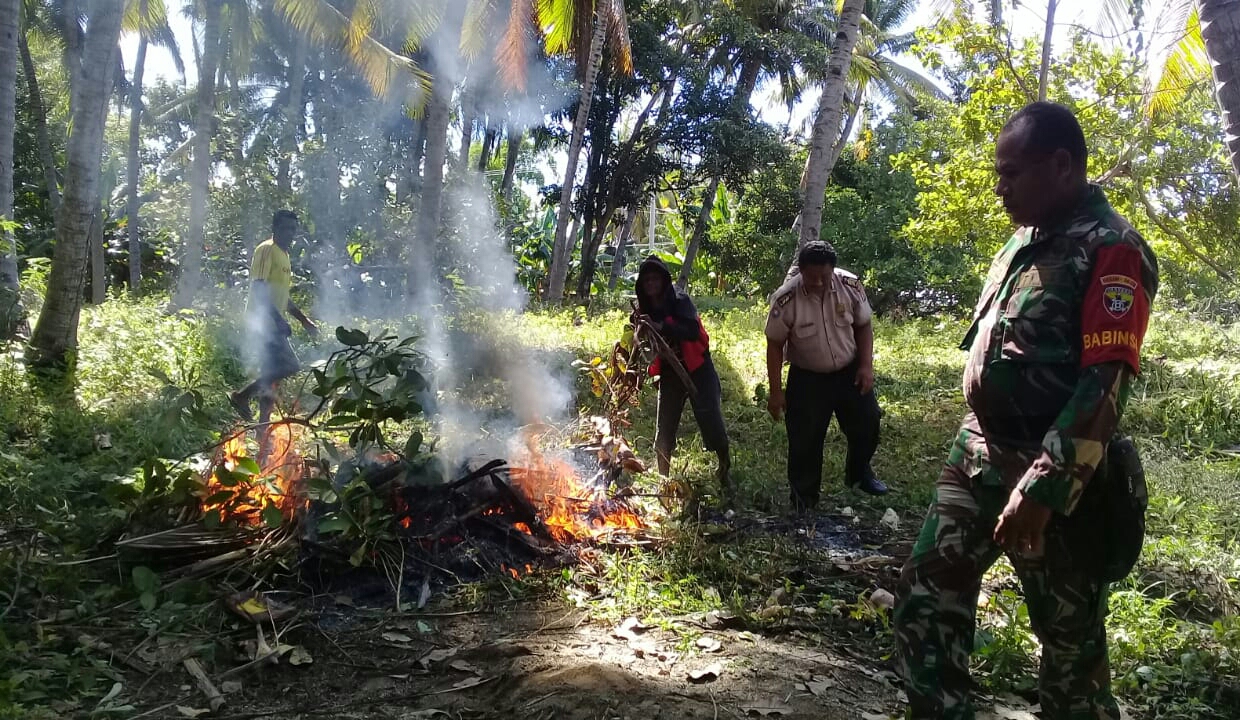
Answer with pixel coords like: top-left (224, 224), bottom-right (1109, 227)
top-left (688, 663), bottom-right (722, 683)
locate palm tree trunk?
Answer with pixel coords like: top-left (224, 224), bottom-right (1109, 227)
top-left (29, 0), bottom-right (124, 364)
top-left (990, 0), bottom-right (1004, 27)
top-left (478, 123), bottom-right (495, 171)
top-left (277, 33), bottom-right (309, 197)
top-left (677, 60), bottom-right (760, 288)
top-left (607, 208), bottom-right (637, 290)
top-left (825, 89), bottom-right (862, 174)
top-left (174, 0), bottom-right (222, 309)
top-left (501, 127), bottom-right (522, 201)
top-left (0, 0), bottom-right (20, 337)
top-left (799, 0), bottom-right (865, 248)
top-left (457, 83), bottom-right (475, 170)
top-left (1038, 0), bottom-right (1058, 101)
top-left (1200, 0), bottom-right (1240, 181)
top-left (19, 33), bottom-right (60, 214)
top-left (544, 6), bottom-right (606, 303)
top-left (88, 210), bottom-right (104, 304)
top-left (412, 15), bottom-right (462, 293)
top-left (127, 32), bottom-right (148, 293)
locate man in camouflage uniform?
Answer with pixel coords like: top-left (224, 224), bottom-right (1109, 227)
top-left (893, 102), bottom-right (1158, 719)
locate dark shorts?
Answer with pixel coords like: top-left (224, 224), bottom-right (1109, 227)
top-left (655, 355), bottom-right (729, 456)
top-left (260, 334), bottom-right (300, 383)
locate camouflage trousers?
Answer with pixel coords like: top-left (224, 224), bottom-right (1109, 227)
top-left (893, 463), bottom-right (1119, 720)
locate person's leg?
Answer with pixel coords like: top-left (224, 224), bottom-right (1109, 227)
top-left (686, 359), bottom-right (732, 503)
top-left (1009, 534), bottom-right (1120, 719)
top-left (784, 365), bottom-right (833, 511)
top-left (894, 465), bottom-right (1006, 719)
top-left (832, 369), bottom-right (886, 494)
top-left (654, 374), bottom-right (688, 477)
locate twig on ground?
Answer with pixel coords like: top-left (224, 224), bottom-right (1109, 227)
top-left (183, 657), bottom-right (226, 711)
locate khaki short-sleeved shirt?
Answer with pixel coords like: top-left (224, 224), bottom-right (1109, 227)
top-left (764, 268), bottom-right (873, 373)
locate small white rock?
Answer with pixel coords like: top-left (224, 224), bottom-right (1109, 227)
top-left (880, 508), bottom-right (900, 532)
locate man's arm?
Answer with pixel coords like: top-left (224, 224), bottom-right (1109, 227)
top-left (652, 295), bottom-right (703, 341)
top-left (1016, 361), bottom-right (1130, 514)
top-left (766, 339), bottom-right (786, 420)
top-left (286, 300), bottom-right (318, 336)
top-left (853, 321), bottom-right (874, 395)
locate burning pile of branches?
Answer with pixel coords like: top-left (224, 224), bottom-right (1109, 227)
top-left (118, 327), bottom-right (657, 593)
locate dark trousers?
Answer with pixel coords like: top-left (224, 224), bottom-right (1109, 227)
top-left (656, 356), bottom-right (729, 460)
top-left (785, 362), bottom-right (881, 510)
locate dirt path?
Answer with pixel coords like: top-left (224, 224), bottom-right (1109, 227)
top-left (137, 599), bottom-right (907, 720)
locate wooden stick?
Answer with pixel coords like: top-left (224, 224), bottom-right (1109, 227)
top-left (183, 657), bottom-right (225, 711)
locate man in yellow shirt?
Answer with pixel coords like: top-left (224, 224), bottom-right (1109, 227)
top-left (229, 210), bottom-right (318, 423)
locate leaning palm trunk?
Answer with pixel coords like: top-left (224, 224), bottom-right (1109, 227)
top-left (544, 7), bottom-right (606, 304)
top-left (127, 33), bottom-right (148, 293)
top-left (29, 0), bottom-right (124, 363)
top-left (0, 0), bottom-right (20, 337)
top-left (173, 1), bottom-right (222, 309)
top-left (607, 208), bottom-right (637, 290)
top-left (1200, 0), bottom-right (1240, 181)
top-left (798, 0), bottom-right (865, 248)
top-left (19, 34), bottom-right (60, 214)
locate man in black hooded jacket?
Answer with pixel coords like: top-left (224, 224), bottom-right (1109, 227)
top-left (635, 256), bottom-right (733, 503)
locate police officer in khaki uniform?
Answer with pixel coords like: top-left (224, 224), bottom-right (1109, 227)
top-left (765, 241), bottom-right (888, 511)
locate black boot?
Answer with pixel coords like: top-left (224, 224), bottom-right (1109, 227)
top-left (848, 467), bottom-right (889, 496)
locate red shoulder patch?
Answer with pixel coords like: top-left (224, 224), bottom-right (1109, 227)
top-left (1081, 245), bottom-right (1150, 373)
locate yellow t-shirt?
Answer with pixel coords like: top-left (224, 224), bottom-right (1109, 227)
top-left (247, 239), bottom-right (292, 321)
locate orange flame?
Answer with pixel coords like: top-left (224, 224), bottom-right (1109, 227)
top-left (507, 434), bottom-right (644, 542)
top-left (202, 423), bottom-right (304, 525)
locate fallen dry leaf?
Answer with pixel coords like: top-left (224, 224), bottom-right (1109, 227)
top-left (688, 663), bottom-right (722, 683)
top-left (176, 706), bottom-right (210, 718)
top-left (451, 676), bottom-right (489, 690)
top-left (382, 631), bottom-right (414, 644)
top-left (399, 711), bottom-right (449, 720)
top-left (740, 700), bottom-right (792, 716)
top-left (861, 713), bottom-right (891, 720)
top-left (220, 680), bottom-right (242, 695)
top-left (448, 660), bottom-right (481, 675)
top-left (803, 676), bottom-right (836, 697)
top-left (418, 647), bottom-right (459, 667)
top-left (287, 646), bottom-right (313, 666)
top-left (695, 636), bottom-right (722, 653)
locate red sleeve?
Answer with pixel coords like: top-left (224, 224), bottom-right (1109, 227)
top-left (1080, 244), bottom-right (1151, 373)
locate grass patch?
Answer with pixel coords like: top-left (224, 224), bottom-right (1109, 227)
top-left (2, 295), bottom-right (1239, 718)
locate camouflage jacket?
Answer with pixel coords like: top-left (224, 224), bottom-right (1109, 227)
top-left (952, 185), bottom-right (1159, 515)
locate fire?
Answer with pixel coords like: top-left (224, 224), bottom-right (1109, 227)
top-left (508, 440), bottom-right (644, 543)
top-left (202, 423), bottom-right (304, 526)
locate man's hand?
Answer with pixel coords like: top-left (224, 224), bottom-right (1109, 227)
top-left (994, 487), bottom-right (1052, 556)
top-left (855, 363), bottom-right (874, 395)
top-left (767, 388), bottom-right (786, 422)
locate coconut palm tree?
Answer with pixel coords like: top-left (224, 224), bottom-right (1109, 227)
top-left (125, 0), bottom-right (184, 292)
top-left (0, 0), bottom-right (19, 338)
top-left (798, 0), bottom-right (864, 247)
top-left (542, 0), bottom-right (633, 303)
top-left (29, 0), bottom-right (125, 364)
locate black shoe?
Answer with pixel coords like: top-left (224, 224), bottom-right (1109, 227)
top-left (852, 470), bottom-right (889, 496)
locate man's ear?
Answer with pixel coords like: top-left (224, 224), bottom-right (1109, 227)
top-left (1053, 148), bottom-right (1075, 180)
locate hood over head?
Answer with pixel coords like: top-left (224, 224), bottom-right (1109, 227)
top-left (637, 255), bottom-right (677, 313)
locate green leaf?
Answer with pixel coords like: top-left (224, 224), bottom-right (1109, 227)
top-left (405, 430), bottom-right (424, 457)
top-left (132, 566), bottom-right (159, 594)
top-left (262, 503), bottom-right (284, 529)
top-left (336, 327), bottom-right (369, 346)
top-left (139, 592), bottom-right (157, 611)
top-left (348, 545), bottom-right (367, 567)
top-left (203, 490), bottom-right (234, 505)
top-left (234, 457), bottom-right (260, 476)
top-left (317, 516), bottom-right (351, 534)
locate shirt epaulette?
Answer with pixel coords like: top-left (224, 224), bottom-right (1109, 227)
top-left (775, 290), bottom-right (795, 308)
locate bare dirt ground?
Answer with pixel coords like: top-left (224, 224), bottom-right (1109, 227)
top-left (133, 598), bottom-right (908, 720)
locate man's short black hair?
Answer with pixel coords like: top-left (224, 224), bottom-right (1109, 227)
top-left (798, 241), bottom-right (837, 268)
top-left (1002, 101), bottom-right (1088, 167)
top-left (272, 209), bottom-right (299, 229)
